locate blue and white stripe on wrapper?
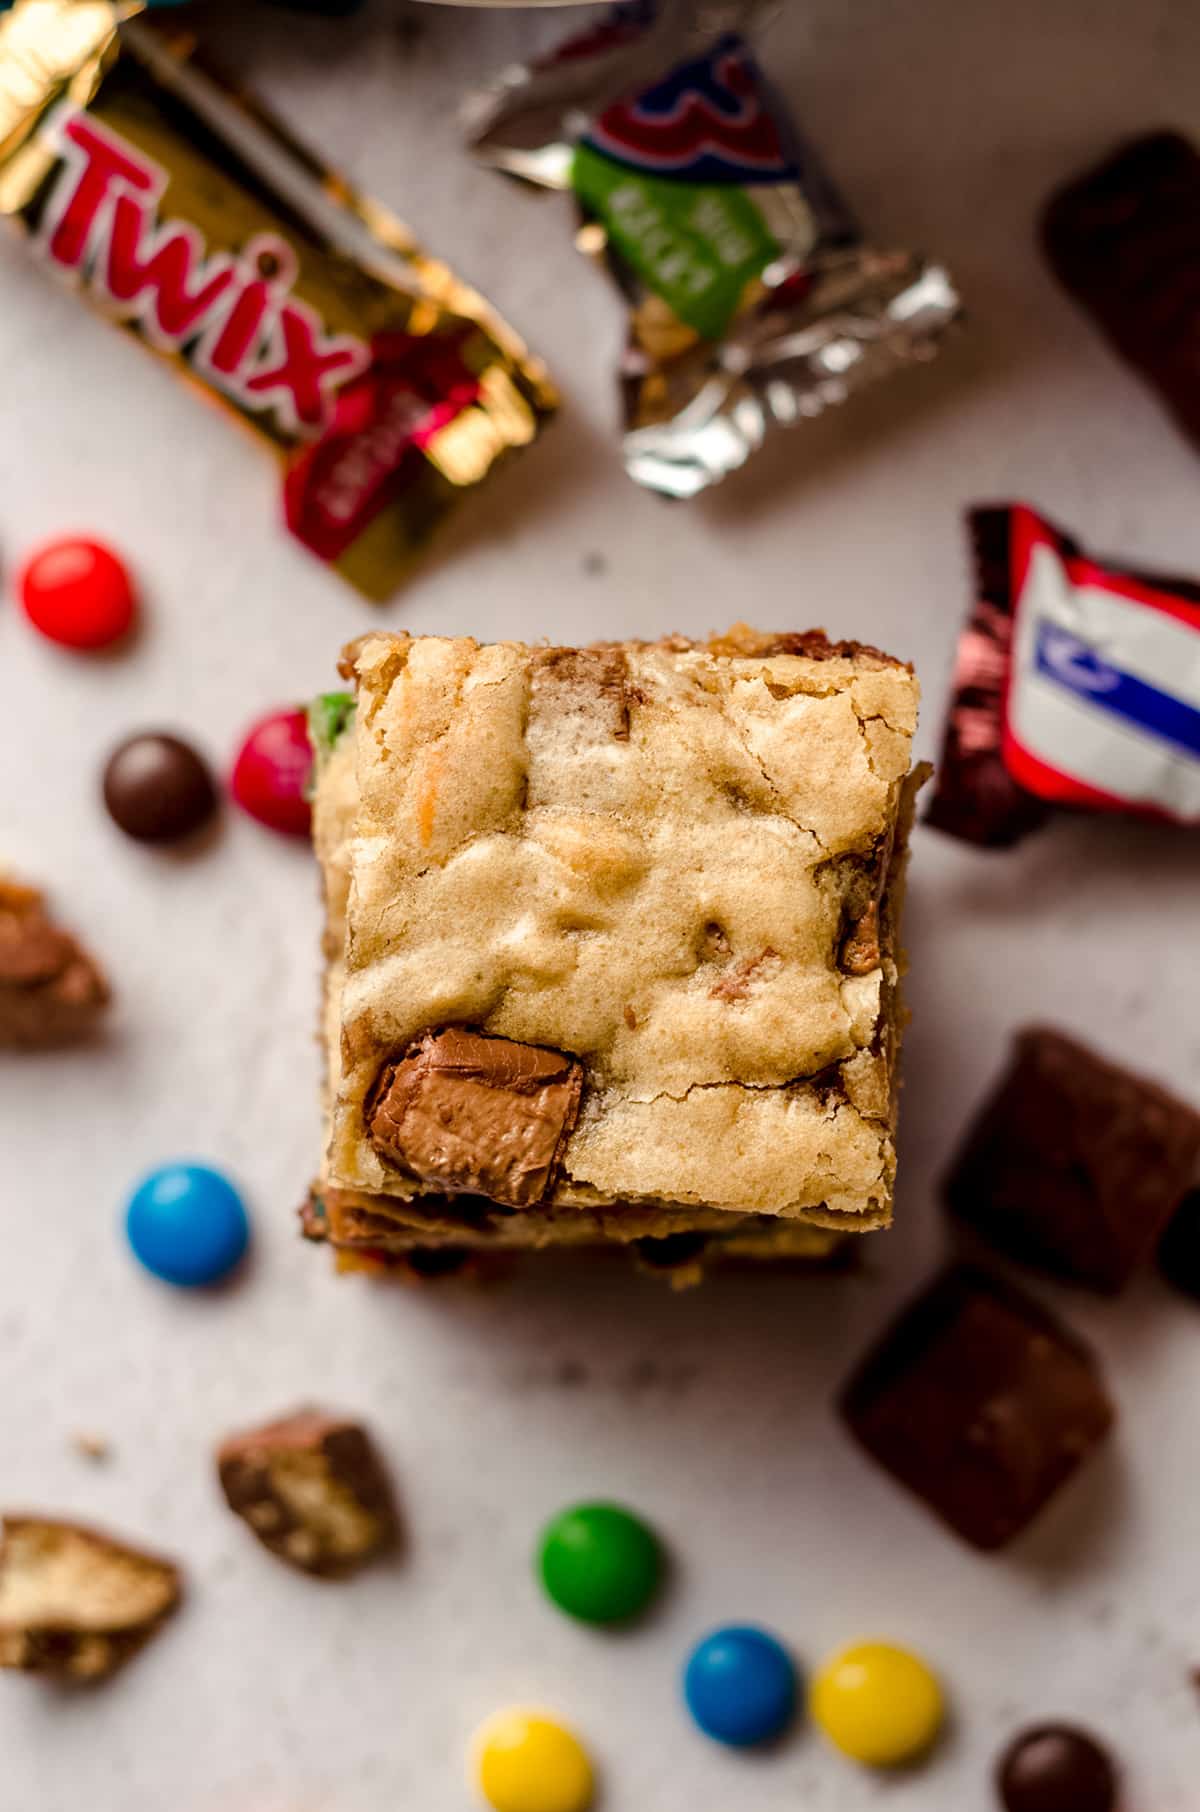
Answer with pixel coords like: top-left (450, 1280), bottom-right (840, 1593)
top-left (1007, 539), bottom-right (1200, 820)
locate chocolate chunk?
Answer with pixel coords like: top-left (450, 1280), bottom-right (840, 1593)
top-left (945, 1027), bottom-right (1200, 1293)
top-left (1157, 1188), bottom-right (1200, 1303)
top-left (840, 1267), bottom-right (1114, 1551)
top-left (102, 732), bottom-right (218, 843)
top-left (531, 646), bottom-right (632, 739)
top-left (217, 1409), bottom-right (397, 1577)
top-left (1041, 132), bottom-right (1200, 455)
top-left (0, 879), bottom-right (109, 1047)
top-left (367, 1028), bottom-right (583, 1208)
top-left (997, 1725), bottom-right (1118, 1812)
top-left (0, 1516), bottom-right (181, 1681)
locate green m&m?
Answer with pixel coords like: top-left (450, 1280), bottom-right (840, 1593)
top-left (537, 1501), bottom-right (662, 1625)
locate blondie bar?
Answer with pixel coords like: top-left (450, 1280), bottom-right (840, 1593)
top-left (310, 625), bottom-right (923, 1272)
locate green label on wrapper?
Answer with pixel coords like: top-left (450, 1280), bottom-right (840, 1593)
top-left (572, 144), bottom-right (778, 341)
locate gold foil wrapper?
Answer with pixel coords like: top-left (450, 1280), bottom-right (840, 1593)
top-left (0, 0), bottom-right (556, 598)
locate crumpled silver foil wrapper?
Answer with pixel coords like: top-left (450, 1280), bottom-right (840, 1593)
top-left (467, 2), bottom-right (963, 497)
top-left (621, 250), bottom-right (962, 497)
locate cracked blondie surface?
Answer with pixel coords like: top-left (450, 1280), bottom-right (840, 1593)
top-left (317, 625), bottom-right (922, 1232)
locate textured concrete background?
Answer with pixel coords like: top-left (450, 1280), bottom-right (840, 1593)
top-left (2, 2), bottom-right (1199, 1807)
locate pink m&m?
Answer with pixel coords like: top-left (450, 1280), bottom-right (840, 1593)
top-left (230, 708), bottom-right (312, 836)
top-left (18, 537), bottom-right (136, 649)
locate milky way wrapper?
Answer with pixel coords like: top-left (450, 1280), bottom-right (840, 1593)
top-left (927, 506), bottom-right (1200, 848)
top-left (467, 0), bottom-right (960, 498)
top-left (0, 0), bottom-right (555, 599)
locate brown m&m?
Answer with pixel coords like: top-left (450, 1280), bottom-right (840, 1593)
top-left (997, 1725), bottom-right (1118, 1812)
top-left (102, 733), bottom-right (218, 844)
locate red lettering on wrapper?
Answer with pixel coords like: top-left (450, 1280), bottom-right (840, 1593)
top-left (48, 115), bottom-right (153, 265)
top-left (106, 190), bottom-right (237, 337)
top-left (37, 106), bottom-right (369, 436)
top-left (244, 304), bottom-right (369, 433)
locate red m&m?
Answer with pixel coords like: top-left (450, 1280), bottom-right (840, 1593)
top-left (18, 537), bottom-right (137, 649)
top-left (230, 708), bottom-right (313, 836)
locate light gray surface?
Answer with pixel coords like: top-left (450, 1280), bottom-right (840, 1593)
top-left (2, 2), bottom-right (1199, 1807)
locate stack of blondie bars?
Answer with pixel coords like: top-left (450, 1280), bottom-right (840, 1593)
top-left (304, 625), bottom-right (923, 1285)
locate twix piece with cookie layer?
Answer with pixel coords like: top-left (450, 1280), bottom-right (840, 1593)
top-left (0, 0), bottom-right (555, 598)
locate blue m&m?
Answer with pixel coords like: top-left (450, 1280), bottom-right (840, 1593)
top-left (125, 1163), bottom-right (249, 1287)
top-left (683, 1624), bottom-right (798, 1747)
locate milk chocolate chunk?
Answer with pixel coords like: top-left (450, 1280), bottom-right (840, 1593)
top-left (367, 1029), bottom-right (584, 1208)
top-left (217, 1409), bottom-right (397, 1577)
top-left (0, 880), bottom-right (109, 1048)
top-left (0, 1516), bottom-right (180, 1681)
top-left (945, 1028), bottom-right (1200, 1293)
top-left (840, 1267), bottom-right (1115, 1551)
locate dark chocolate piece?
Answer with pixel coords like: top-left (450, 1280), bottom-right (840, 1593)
top-left (840, 1266), bottom-right (1114, 1551)
top-left (1157, 1188), bottom-right (1200, 1303)
top-left (0, 879), bottom-right (109, 1047)
top-left (945, 1027), bottom-right (1200, 1293)
top-left (367, 1028), bottom-right (583, 1208)
top-left (1041, 132), bottom-right (1200, 454)
top-left (102, 732), bottom-right (218, 843)
top-left (0, 1516), bottom-right (180, 1681)
top-left (217, 1409), bottom-right (397, 1577)
top-left (997, 1724), bottom-right (1118, 1812)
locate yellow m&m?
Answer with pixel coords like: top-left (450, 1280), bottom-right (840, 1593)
top-left (810, 1641), bottom-right (944, 1767)
top-left (472, 1707), bottom-right (595, 1812)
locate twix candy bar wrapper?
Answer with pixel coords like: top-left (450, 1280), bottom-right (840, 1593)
top-left (467, 0), bottom-right (960, 498)
top-left (0, 1), bottom-right (555, 599)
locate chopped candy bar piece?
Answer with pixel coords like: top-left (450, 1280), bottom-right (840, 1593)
top-left (0, 1516), bottom-right (180, 1681)
top-left (0, 878), bottom-right (109, 1048)
top-left (217, 1409), bottom-right (397, 1577)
